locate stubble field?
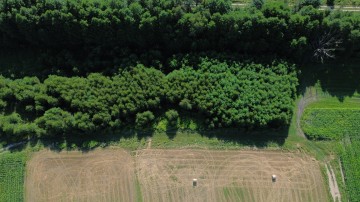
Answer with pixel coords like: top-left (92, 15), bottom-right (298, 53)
top-left (25, 149), bottom-right (136, 202)
top-left (25, 149), bottom-right (329, 202)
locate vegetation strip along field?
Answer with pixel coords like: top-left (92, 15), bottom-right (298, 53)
top-left (0, 152), bottom-right (26, 202)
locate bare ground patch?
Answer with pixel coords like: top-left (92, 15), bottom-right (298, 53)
top-left (135, 149), bottom-right (329, 202)
top-left (25, 149), bottom-right (136, 202)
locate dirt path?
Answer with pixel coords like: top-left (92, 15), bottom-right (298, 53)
top-left (339, 159), bottom-right (346, 184)
top-left (296, 87), bottom-right (318, 138)
top-left (147, 137), bottom-right (152, 149)
top-left (325, 164), bottom-right (341, 202)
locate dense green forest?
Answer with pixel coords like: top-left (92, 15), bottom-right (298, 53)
top-left (0, 0), bottom-right (359, 73)
top-left (0, 58), bottom-right (297, 140)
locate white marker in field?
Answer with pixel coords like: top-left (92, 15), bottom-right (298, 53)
top-left (193, 178), bottom-right (197, 187)
top-left (272, 175), bottom-right (277, 182)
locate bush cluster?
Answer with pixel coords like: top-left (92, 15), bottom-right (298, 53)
top-left (0, 59), bottom-right (297, 140)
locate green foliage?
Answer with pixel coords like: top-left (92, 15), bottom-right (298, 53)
top-left (0, 113), bottom-right (42, 140)
top-left (165, 110), bottom-right (179, 126)
top-left (167, 59), bottom-right (298, 128)
top-left (0, 152), bottom-right (26, 202)
top-left (342, 140), bottom-right (360, 202)
top-left (0, 58), bottom-right (298, 139)
top-left (296, 0), bottom-right (321, 10)
top-left (179, 99), bottom-right (193, 110)
top-left (82, 140), bottom-right (99, 149)
top-left (252, 0), bottom-right (265, 9)
top-left (301, 97), bottom-right (360, 200)
top-left (136, 111), bottom-right (155, 128)
top-left (204, 0), bottom-right (232, 14)
top-left (35, 108), bottom-right (73, 137)
top-left (0, 0), bottom-right (359, 62)
top-left (302, 108), bottom-right (360, 139)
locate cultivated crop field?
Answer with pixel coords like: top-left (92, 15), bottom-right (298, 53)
top-left (301, 95), bottom-right (360, 201)
top-left (0, 152), bottom-right (26, 202)
top-left (301, 97), bottom-right (360, 140)
top-left (25, 149), bottom-right (328, 202)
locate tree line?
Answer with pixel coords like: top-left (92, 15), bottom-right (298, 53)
top-left (0, 58), bottom-right (297, 140)
top-left (0, 0), bottom-right (359, 62)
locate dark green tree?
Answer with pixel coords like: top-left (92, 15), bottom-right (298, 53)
top-left (136, 111), bottom-right (155, 128)
top-left (252, 0), bottom-right (265, 9)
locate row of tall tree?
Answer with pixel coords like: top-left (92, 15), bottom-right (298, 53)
top-left (0, 59), bottom-right (297, 140)
top-left (0, 0), bottom-right (359, 60)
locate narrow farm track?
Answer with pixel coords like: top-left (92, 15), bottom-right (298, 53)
top-left (326, 164), bottom-right (342, 202)
top-left (297, 87), bottom-right (319, 138)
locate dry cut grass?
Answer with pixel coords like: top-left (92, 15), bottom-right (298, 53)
top-left (25, 149), bottom-right (136, 202)
top-left (135, 149), bottom-right (329, 202)
top-left (25, 149), bottom-right (329, 202)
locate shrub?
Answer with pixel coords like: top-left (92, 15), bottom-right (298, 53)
top-left (0, 113), bottom-right (43, 139)
top-left (135, 111), bottom-right (155, 128)
top-left (179, 99), bottom-right (192, 110)
top-left (35, 108), bottom-right (74, 137)
top-left (165, 110), bottom-right (179, 126)
top-left (82, 140), bottom-right (99, 149)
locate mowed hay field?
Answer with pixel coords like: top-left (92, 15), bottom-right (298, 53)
top-left (136, 150), bottom-right (328, 202)
top-left (25, 149), bottom-right (329, 202)
top-left (25, 149), bottom-right (137, 202)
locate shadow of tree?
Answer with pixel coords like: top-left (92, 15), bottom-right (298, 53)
top-left (299, 58), bottom-right (360, 101)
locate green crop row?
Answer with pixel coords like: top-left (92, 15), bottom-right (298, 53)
top-left (301, 108), bottom-right (360, 140)
top-left (0, 152), bottom-right (26, 202)
top-left (342, 140), bottom-right (360, 202)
